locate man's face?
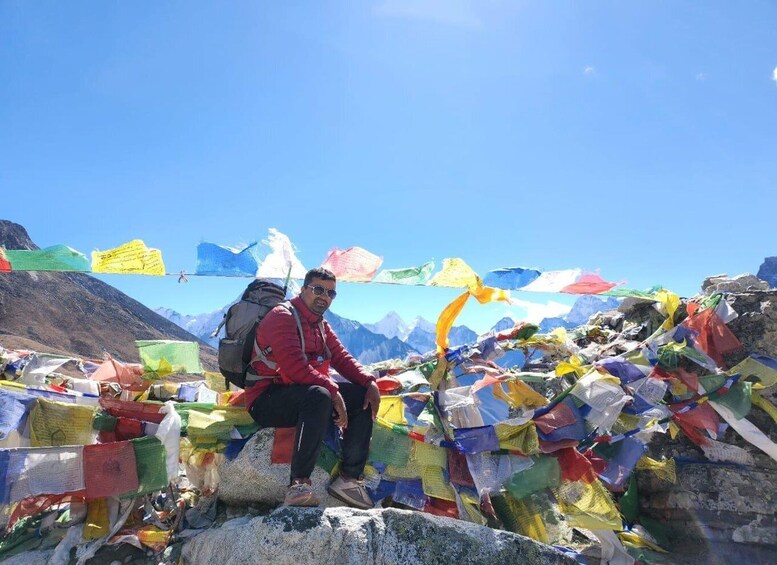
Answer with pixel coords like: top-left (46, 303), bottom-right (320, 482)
top-left (301, 277), bottom-right (336, 315)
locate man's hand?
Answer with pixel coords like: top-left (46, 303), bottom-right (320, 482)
top-left (333, 392), bottom-right (348, 430)
top-left (362, 381), bottom-right (381, 421)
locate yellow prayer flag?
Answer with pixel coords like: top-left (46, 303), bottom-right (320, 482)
top-left (29, 399), bottom-right (96, 447)
top-left (656, 290), bottom-right (680, 330)
top-left (377, 396), bottom-right (406, 425)
top-left (436, 291), bottom-right (470, 352)
top-left (412, 440), bottom-right (448, 468)
top-left (422, 465), bottom-right (457, 501)
top-left (496, 421), bottom-right (540, 454)
top-left (555, 355), bottom-right (587, 378)
top-left (83, 499), bottom-right (110, 540)
top-left (729, 357), bottom-right (777, 389)
top-left (428, 258), bottom-right (479, 288)
top-left (752, 392), bottom-right (777, 425)
top-left (495, 380), bottom-right (549, 409)
top-left (549, 327), bottom-right (568, 344)
top-left (555, 479), bottom-right (621, 531)
top-left (385, 462), bottom-right (424, 480)
top-left (92, 239), bottom-right (165, 276)
top-left (434, 280), bottom-right (510, 352)
top-left (460, 491), bottom-right (487, 525)
top-left (635, 456), bottom-right (677, 483)
top-left (618, 531), bottom-right (668, 553)
top-left (508, 496), bottom-right (549, 544)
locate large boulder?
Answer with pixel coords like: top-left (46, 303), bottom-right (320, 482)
top-left (756, 257), bottom-right (777, 288)
top-left (701, 273), bottom-right (769, 295)
top-left (217, 429), bottom-right (344, 507)
top-left (181, 506), bottom-right (576, 565)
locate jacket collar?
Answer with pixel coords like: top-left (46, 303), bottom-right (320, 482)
top-left (290, 295), bottom-right (323, 324)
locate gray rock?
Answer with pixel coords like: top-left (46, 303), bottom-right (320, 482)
top-left (701, 273), bottom-right (769, 295)
top-left (217, 429), bottom-right (345, 508)
top-left (0, 549), bottom-right (54, 565)
top-left (181, 506), bottom-right (576, 565)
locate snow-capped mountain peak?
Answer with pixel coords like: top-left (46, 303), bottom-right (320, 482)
top-left (363, 311), bottom-right (407, 340)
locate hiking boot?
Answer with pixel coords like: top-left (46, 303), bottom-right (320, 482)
top-left (284, 480), bottom-right (320, 507)
top-left (327, 475), bottom-right (373, 510)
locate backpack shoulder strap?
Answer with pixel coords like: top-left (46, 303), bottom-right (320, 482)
top-left (210, 311), bottom-right (227, 339)
top-left (249, 301), bottom-right (307, 373)
top-left (319, 319), bottom-right (331, 360)
top-left (287, 303), bottom-right (306, 354)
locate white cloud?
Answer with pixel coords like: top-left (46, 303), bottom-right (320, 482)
top-left (696, 72), bottom-right (707, 81)
top-left (374, 0), bottom-right (483, 29)
top-left (507, 298), bottom-right (572, 324)
top-left (773, 65), bottom-right (777, 85)
top-left (583, 66), bottom-right (596, 76)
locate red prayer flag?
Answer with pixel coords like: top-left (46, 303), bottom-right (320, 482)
top-left (554, 447), bottom-right (597, 483)
top-left (560, 273), bottom-right (617, 295)
top-left (271, 427), bottom-right (296, 464)
top-left (84, 441), bottom-right (139, 500)
top-left (682, 308), bottom-right (743, 369)
top-left (447, 450), bottom-right (475, 487)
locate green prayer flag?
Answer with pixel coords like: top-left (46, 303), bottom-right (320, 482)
top-left (135, 340), bottom-right (203, 376)
top-left (4, 245), bottom-right (91, 272)
top-left (418, 361), bottom-right (436, 379)
top-left (92, 412), bottom-right (117, 432)
top-left (506, 455), bottom-right (561, 499)
top-left (368, 424), bottom-right (411, 467)
top-left (317, 444), bottom-right (340, 475)
top-left (129, 436), bottom-right (169, 495)
top-left (373, 261), bottom-right (435, 285)
top-left (712, 381), bottom-right (752, 419)
top-left (620, 474), bottom-right (639, 525)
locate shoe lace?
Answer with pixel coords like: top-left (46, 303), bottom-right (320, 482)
top-left (289, 482), bottom-right (312, 494)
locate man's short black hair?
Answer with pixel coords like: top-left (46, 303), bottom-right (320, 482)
top-left (304, 267), bottom-right (336, 287)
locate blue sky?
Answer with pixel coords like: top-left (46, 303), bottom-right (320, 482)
top-left (2, 1), bottom-right (776, 333)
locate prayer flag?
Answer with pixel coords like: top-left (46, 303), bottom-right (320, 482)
top-left (428, 258), bottom-right (479, 288)
top-left (506, 455), bottom-right (561, 499)
top-left (135, 340), bottom-right (203, 375)
top-left (195, 242), bottom-right (260, 276)
top-left (555, 478), bottom-right (622, 530)
top-left (92, 239), bottom-right (165, 276)
top-left (598, 437), bottom-right (647, 489)
top-left (321, 246), bottom-right (383, 282)
top-left (373, 261), bottom-right (435, 285)
top-left (518, 269), bottom-right (582, 292)
top-left (4, 446), bottom-right (85, 505)
top-left (29, 399), bottom-right (96, 447)
top-left (0, 389), bottom-right (37, 447)
top-left (453, 425), bottom-right (500, 454)
top-left (5, 245), bottom-right (90, 272)
top-left (83, 441), bottom-right (139, 500)
top-left (482, 267), bottom-right (541, 290)
top-left (0, 248), bottom-right (10, 272)
top-left (560, 273), bottom-right (618, 295)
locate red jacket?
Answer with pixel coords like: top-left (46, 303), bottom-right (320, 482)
top-left (245, 295), bottom-right (375, 409)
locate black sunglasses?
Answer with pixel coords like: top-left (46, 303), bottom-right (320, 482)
top-left (306, 284), bottom-right (337, 299)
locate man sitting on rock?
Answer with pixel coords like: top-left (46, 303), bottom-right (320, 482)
top-left (244, 267), bottom-right (381, 509)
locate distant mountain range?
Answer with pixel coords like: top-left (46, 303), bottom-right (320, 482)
top-left (155, 294), bottom-right (620, 367)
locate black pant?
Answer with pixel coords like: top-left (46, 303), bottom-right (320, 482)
top-left (248, 382), bottom-right (373, 482)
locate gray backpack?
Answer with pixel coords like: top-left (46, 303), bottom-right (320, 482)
top-left (213, 279), bottom-right (288, 389)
